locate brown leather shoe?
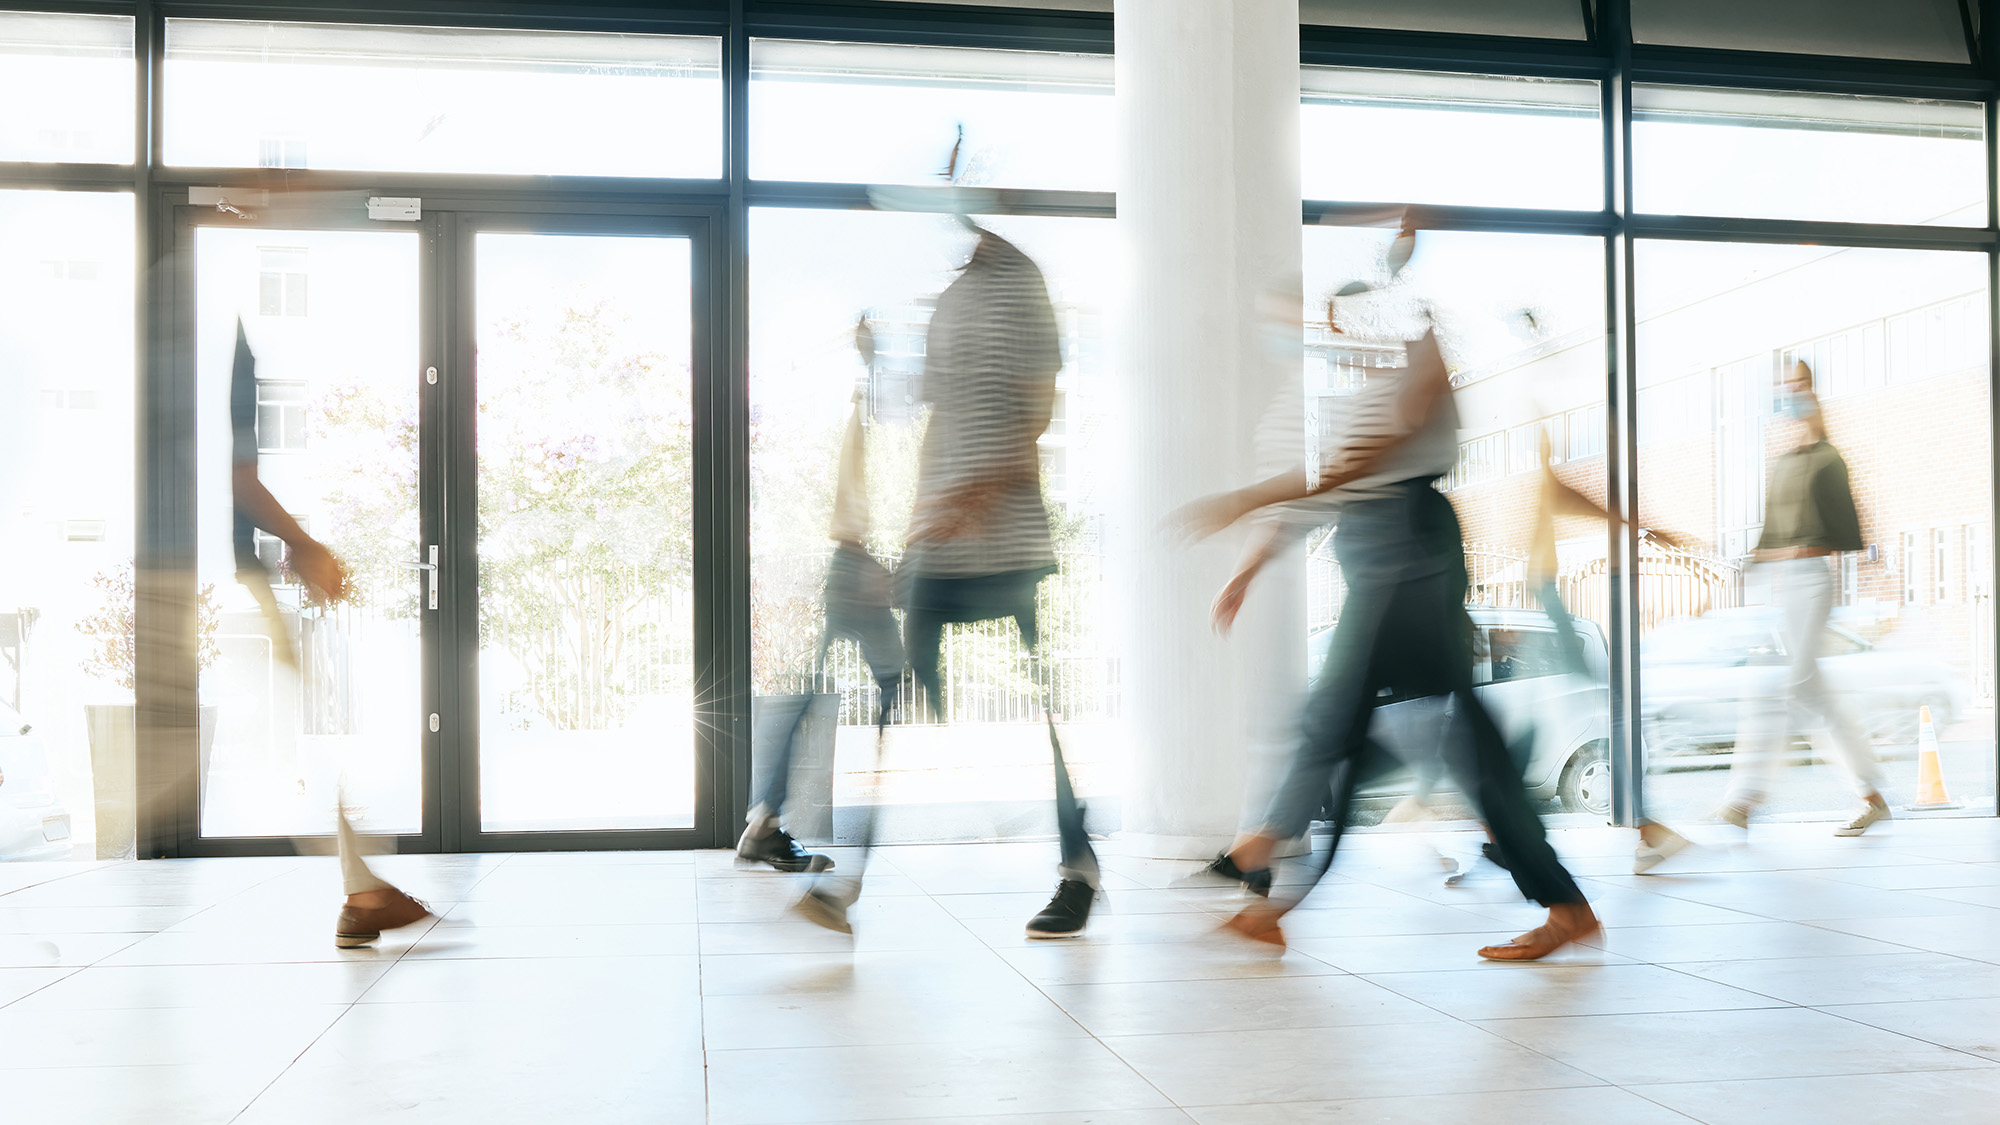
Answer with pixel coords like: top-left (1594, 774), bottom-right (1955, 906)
top-left (335, 887), bottom-right (433, 948)
top-left (1477, 904), bottom-right (1600, 961)
top-left (1219, 905), bottom-right (1288, 950)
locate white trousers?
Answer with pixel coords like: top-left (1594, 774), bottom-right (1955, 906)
top-left (1726, 557), bottom-right (1880, 803)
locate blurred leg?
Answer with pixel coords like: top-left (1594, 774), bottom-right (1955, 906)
top-left (335, 804), bottom-right (391, 896)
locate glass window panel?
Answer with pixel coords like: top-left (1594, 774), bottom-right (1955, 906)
top-left (1634, 0), bottom-right (1969, 63)
top-left (1633, 85), bottom-right (1985, 226)
top-left (0, 12), bottom-right (134, 164)
top-left (164, 20), bottom-right (721, 178)
top-left (1637, 241), bottom-right (1994, 820)
top-left (1302, 0), bottom-right (1586, 39)
top-left (1304, 226), bottom-right (1612, 821)
top-left (0, 190), bottom-right (134, 858)
top-left (1302, 68), bottom-right (1600, 209)
top-left (750, 40), bottom-right (1113, 191)
top-left (474, 233), bottom-right (696, 833)
top-left (749, 208), bottom-right (1116, 841)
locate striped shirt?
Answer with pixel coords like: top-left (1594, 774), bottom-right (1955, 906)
top-left (1279, 328), bottom-right (1459, 528)
top-left (907, 232), bottom-right (1062, 577)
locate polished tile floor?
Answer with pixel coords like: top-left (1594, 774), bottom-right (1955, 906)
top-left (5, 818), bottom-right (2000, 1123)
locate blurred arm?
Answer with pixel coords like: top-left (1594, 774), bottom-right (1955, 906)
top-left (233, 463), bottom-right (347, 602)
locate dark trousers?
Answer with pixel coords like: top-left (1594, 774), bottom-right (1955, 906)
top-left (1267, 483), bottom-right (1585, 908)
top-left (903, 566), bottom-right (1097, 885)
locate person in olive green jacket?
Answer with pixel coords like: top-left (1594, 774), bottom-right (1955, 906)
top-left (1721, 361), bottom-right (1890, 837)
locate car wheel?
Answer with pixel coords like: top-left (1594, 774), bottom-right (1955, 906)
top-left (1559, 744), bottom-right (1613, 819)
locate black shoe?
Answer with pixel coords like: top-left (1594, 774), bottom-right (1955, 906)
top-left (1481, 841), bottom-right (1512, 873)
top-left (1175, 852), bottom-right (1272, 897)
top-left (1025, 879), bottom-right (1095, 939)
top-left (736, 825), bottom-right (834, 873)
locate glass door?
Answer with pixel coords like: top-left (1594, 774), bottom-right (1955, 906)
top-left (176, 209), bottom-right (714, 855)
top-left (189, 220), bottom-right (430, 845)
top-left (455, 220), bottom-right (704, 845)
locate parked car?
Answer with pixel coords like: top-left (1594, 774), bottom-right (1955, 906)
top-left (1307, 607), bottom-right (1613, 817)
top-left (1640, 606), bottom-right (1970, 757)
top-left (0, 700), bottom-right (73, 860)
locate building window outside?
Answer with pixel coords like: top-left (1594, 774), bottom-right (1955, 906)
top-left (1928, 528), bottom-right (1944, 604)
top-left (258, 247), bottom-right (308, 317)
top-left (1783, 292), bottom-right (1986, 400)
top-left (1902, 530), bottom-right (1920, 604)
top-left (1566, 403), bottom-right (1606, 460)
top-left (1448, 431), bottom-right (1504, 491)
top-left (1969, 524), bottom-right (1987, 600)
top-left (1507, 423), bottom-right (1537, 474)
top-left (255, 380), bottom-right (308, 452)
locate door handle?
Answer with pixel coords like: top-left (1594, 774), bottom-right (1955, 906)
top-left (400, 545), bottom-right (440, 609)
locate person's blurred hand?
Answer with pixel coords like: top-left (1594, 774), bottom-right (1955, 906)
top-left (1200, 564), bottom-right (1248, 636)
top-left (1167, 490), bottom-right (1251, 544)
top-left (289, 539), bottom-right (348, 605)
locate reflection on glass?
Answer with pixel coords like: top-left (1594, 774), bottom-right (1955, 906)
top-left (0, 12), bottom-right (134, 164)
top-left (1301, 227), bottom-right (1611, 820)
top-left (476, 234), bottom-right (694, 832)
top-left (1632, 0), bottom-right (1970, 64)
top-left (750, 40), bottom-right (1113, 192)
top-left (1301, 68), bottom-right (1600, 210)
top-left (1633, 86), bottom-right (1985, 226)
top-left (196, 227), bottom-right (421, 838)
top-left (164, 20), bottom-right (721, 178)
top-left (1300, 0), bottom-right (1586, 39)
top-left (749, 208), bottom-right (1116, 836)
top-left (0, 191), bottom-right (133, 858)
top-left (1636, 241), bottom-right (1995, 821)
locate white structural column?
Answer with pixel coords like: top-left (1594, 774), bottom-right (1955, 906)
top-left (1113, 1), bottom-right (1304, 858)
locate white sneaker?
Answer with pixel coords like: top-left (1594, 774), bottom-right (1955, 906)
top-left (1634, 827), bottom-right (1692, 874)
top-left (1834, 802), bottom-right (1891, 837)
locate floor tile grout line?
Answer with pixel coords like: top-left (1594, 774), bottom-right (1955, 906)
top-left (224, 854), bottom-right (529, 1124)
top-left (1805, 998), bottom-right (2000, 1065)
top-left (0, 857), bottom-right (138, 901)
top-left (1613, 1080), bottom-right (1733, 1124)
top-left (921, 847), bottom-right (1187, 1116)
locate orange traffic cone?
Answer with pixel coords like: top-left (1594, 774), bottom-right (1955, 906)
top-left (1905, 705), bottom-right (1962, 811)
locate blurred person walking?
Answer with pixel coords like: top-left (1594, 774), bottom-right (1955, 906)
top-left (1175, 284), bottom-right (1598, 961)
top-left (740, 330), bottom-right (904, 878)
top-left (796, 225), bottom-right (1097, 939)
top-left (1718, 360), bottom-right (1890, 837)
top-left (1521, 426), bottom-right (1693, 873)
top-left (228, 321), bottom-right (432, 948)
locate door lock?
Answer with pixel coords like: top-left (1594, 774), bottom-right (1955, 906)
top-left (400, 545), bottom-right (439, 609)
